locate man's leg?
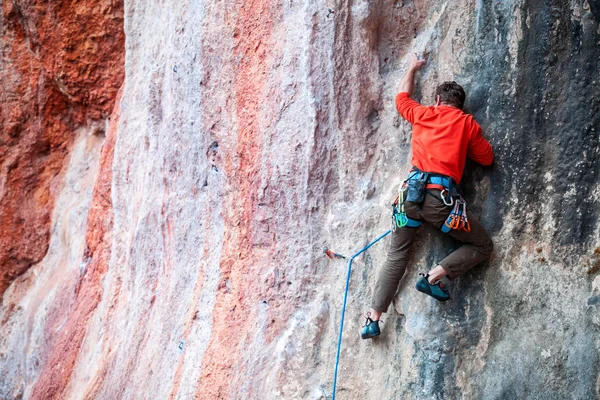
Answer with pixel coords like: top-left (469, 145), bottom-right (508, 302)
top-left (369, 225), bottom-right (419, 319)
top-left (433, 215), bottom-right (493, 280)
top-left (419, 191), bottom-right (493, 283)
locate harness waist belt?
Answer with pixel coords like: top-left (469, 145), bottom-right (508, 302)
top-left (425, 183), bottom-right (445, 191)
top-left (427, 176), bottom-right (453, 188)
top-left (408, 168), bottom-right (453, 189)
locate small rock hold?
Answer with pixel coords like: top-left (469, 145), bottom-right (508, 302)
top-left (587, 296), bottom-right (600, 306)
top-left (541, 349), bottom-right (552, 359)
top-left (366, 186), bottom-right (376, 199)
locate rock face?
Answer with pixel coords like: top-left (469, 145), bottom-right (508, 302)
top-left (0, 0), bottom-right (125, 297)
top-left (0, 0), bottom-right (124, 398)
top-left (1, 0), bottom-right (600, 399)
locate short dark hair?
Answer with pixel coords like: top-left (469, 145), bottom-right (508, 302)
top-left (435, 81), bottom-right (466, 110)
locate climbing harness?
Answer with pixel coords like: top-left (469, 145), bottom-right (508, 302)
top-left (405, 167), bottom-right (457, 204)
top-left (400, 167), bottom-right (472, 234)
top-left (330, 230), bottom-right (391, 400)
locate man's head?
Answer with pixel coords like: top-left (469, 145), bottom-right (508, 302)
top-left (435, 81), bottom-right (466, 110)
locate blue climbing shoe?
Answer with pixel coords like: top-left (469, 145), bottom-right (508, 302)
top-left (415, 273), bottom-right (450, 302)
top-left (361, 313), bottom-right (381, 339)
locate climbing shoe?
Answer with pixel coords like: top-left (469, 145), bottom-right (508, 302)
top-left (415, 273), bottom-right (450, 302)
top-left (361, 313), bottom-right (381, 339)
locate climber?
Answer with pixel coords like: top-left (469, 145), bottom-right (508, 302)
top-left (361, 53), bottom-right (494, 339)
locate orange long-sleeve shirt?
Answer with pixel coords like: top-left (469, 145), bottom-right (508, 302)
top-left (396, 92), bottom-right (493, 183)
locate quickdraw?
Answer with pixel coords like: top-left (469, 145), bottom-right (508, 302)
top-left (392, 182), bottom-right (409, 230)
top-left (391, 181), bottom-right (423, 230)
top-left (442, 196), bottom-right (471, 233)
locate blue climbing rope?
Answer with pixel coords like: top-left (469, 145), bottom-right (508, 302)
top-left (331, 229), bottom-right (392, 400)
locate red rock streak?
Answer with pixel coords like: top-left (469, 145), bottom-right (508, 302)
top-left (0, 0), bottom-right (125, 298)
top-left (196, 0), bottom-right (275, 397)
top-left (31, 85), bottom-right (123, 399)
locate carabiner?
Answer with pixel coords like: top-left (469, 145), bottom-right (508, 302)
top-left (440, 189), bottom-right (454, 206)
top-left (451, 215), bottom-right (461, 229)
top-left (445, 218), bottom-right (454, 230)
top-left (393, 209), bottom-right (408, 229)
top-left (462, 218), bottom-right (471, 232)
top-left (397, 213), bottom-right (408, 228)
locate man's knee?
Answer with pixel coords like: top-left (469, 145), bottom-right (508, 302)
top-left (385, 252), bottom-right (411, 264)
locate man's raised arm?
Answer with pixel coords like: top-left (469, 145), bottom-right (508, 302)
top-left (398, 53), bottom-right (426, 95)
top-left (396, 53), bottom-right (426, 123)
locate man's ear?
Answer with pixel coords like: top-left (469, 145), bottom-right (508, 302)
top-left (436, 95), bottom-right (441, 106)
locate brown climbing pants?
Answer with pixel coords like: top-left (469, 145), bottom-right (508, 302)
top-left (371, 189), bottom-right (493, 313)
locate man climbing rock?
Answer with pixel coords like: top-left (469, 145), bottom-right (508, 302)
top-left (361, 54), bottom-right (494, 339)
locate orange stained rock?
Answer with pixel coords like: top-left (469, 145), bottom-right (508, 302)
top-left (196, 0), bottom-right (278, 397)
top-left (31, 85), bottom-right (123, 400)
top-left (0, 0), bottom-right (125, 298)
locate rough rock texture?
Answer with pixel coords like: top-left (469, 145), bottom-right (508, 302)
top-left (2, 0), bottom-right (600, 399)
top-left (0, 0), bottom-right (124, 398)
top-left (0, 0), bottom-right (125, 297)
